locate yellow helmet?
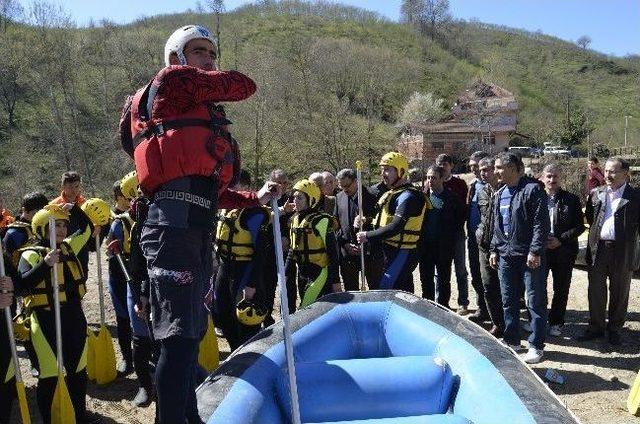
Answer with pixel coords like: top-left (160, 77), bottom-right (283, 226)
top-left (236, 299), bottom-right (267, 326)
top-left (379, 152), bottom-right (409, 177)
top-left (81, 198), bottom-right (111, 226)
top-left (120, 171), bottom-right (138, 201)
top-left (292, 179), bottom-right (321, 209)
top-left (31, 204), bottom-right (69, 239)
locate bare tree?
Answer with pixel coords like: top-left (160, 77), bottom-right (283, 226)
top-left (0, 0), bottom-right (23, 32)
top-left (205, 0), bottom-right (225, 62)
top-left (400, 0), bottom-right (423, 25)
top-left (400, 0), bottom-right (451, 40)
top-left (576, 35), bottom-right (591, 49)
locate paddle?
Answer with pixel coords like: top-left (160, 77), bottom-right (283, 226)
top-left (628, 371), bottom-right (640, 415)
top-left (271, 197), bottom-right (301, 424)
top-left (355, 160), bottom-right (367, 292)
top-left (198, 315), bottom-right (220, 373)
top-left (0, 244), bottom-right (31, 423)
top-left (86, 327), bottom-right (97, 381)
top-left (48, 216), bottom-right (76, 424)
top-left (93, 236), bottom-right (117, 385)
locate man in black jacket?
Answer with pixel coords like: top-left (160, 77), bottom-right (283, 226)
top-left (419, 165), bottom-right (464, 307)
top-left (579, 157), bottom-right (640, 346)
top-left (490, 152), bottom-right (550, 364)
top-left (334, 168), bottom-right (380, 291)
top-left (475, 157), bottom-right (504, 337)
top-left (540, 164), bottom-right (585, 337)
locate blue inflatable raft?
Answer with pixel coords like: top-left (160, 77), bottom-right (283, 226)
top-left (197, 291), bottom-right (579, 423)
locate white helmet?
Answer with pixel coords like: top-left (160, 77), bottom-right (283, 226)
top-left (164, 25), bottom-right (217, 66)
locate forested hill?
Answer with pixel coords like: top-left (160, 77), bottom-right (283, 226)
top-left (0, 0), bottom-right (638, 207)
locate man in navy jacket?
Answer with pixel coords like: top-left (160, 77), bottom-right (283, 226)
top-left (490, 152), bottom-right (550, 364)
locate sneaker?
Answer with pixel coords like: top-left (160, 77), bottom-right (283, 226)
top-left (522, 321), bottom-right (533, 333)
top-left (214, 327), bottom-right (225, 338)
top-left (117, 360), bottom-right (133, 375)
top-left (522, 348), bottom-right (544, 364)
top-left (489, 325), bottom-right (504, 338)
top-left (457, 306), bottom-right (470, 316)
top-left (503, 341), bottom-right (524, 352)
top-left (468, 311), bottom-right (489, 324)
top-left (30, 366), bottom-right (39, 378)
top-left (549, 325), bottom-right (562, 337)
top-left (132, 386), bottom-right (154, 407)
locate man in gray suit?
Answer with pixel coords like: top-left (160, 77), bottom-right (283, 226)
top-left (579, 157), bottom-right (640, 346)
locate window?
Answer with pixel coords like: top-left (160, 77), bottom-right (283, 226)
top-left (482, 134), bottom-right (496, 145)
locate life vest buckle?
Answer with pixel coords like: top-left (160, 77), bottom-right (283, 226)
top-left (155, 123), bottom-right (165, 136)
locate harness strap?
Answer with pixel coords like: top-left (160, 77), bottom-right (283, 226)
top-left (132, 117), bottom-right (231, 149)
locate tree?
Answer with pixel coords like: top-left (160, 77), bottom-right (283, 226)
top-left (396, 92), bottom-right (446, 133)
top-left (548, 106), bottom-right (594, 147)
top-left (400, 0), bottom-right (423, 25)
top-left (0, 0), bottom-right (23, 32)
top-left (576, 35), bottom-right (591, 49)
top-left (400, 0), bottom-right (451, 40)
top-left (205, 0), bottom-right (225, 62)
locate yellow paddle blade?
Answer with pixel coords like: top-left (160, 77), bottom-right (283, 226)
top-left (16, 380), bottom-right (31, 424)
top-left (51, 374), bottom-right (75, 424)
top-left (86, 328), bottom-right (96, 381)
top-left (627, 369), bottom-right (640, 415)
top-left (94, 326), bottom-right (117, 385)
top-left (198, 316), bottom-right (219, 372)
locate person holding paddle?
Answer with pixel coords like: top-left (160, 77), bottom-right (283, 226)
top-left (17, 203), bottom-right (99, 423)
top-left (0, 255), bottom-right (25, 424)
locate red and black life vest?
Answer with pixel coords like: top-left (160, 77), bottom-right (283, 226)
top-left (127, 81), bottom-right (240, 196)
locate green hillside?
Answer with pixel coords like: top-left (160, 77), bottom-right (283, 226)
top-left (0, 0), bottom-right (638, 207)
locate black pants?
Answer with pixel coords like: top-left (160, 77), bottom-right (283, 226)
top-left (588, 241), bottom-right (632, 333)
top-left (38, 371), bottom-right (88, 424)
top-left (419, 244), bottom-right (453, 307)
top-left (213, 259), bottom-right (261, 351)
top-left (155, 336), bottom-right (201, 424)
top-left (0, 378), bottom-right (15, 424)
top-left (31, 304), bottom-right (87, 423)
top-left (108, 264), bottom-right (133, 365)
top-left (468, 236), bottom-right (487, 315)
top-left (545, 250), bottom-right (576, 326)
top-left (339, 250), bottom-right (385, 292)
top-left (479, 247), bottom-right (504, 331)
top-left (133, 336), bottom-right (154, 390)
top-left (264, 251), bottom-right (298, 318)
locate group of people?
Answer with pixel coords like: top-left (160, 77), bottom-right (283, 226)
top-left (1, 22), bottom-right (639, 424)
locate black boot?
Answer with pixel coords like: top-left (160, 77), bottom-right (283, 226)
top-left (116, 316), bottom-right (133, 375)
top-left (132, 335), bottom-right (155, 407)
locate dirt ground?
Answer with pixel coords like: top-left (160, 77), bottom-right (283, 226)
top-left (11, 250), bottom-right (640, 424)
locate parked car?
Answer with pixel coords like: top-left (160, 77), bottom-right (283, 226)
top-left (543, 145), bottom-right (572, 157)
top-left (507, 146), bottom-right (538, 158)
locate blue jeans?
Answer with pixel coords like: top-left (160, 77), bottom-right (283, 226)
top-left (498, 255), bottom-right (548, 349)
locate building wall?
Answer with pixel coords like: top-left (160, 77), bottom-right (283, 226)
top-left (398, 132), bottom-right (511, 162)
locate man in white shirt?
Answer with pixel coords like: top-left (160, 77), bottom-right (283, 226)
top-left (580, 157), bottom-right (640, 346)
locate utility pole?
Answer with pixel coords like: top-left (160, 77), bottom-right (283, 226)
top-left (624, 115), bottom-right (632, 148)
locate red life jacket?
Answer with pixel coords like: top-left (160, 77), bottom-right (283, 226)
top-left (128, 81), bottom-right (240, 196)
